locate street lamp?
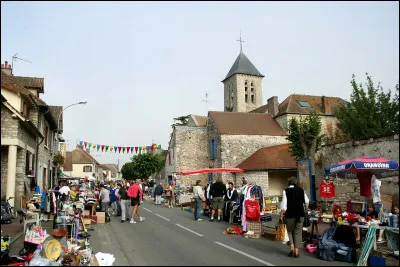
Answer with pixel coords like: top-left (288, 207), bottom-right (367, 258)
top-left (56, 101), bottom-right (87, 183)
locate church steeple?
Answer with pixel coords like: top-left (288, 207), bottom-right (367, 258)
top-left (222, 34), bottom-right (265, 113)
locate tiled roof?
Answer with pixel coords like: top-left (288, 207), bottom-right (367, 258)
top-left (49, 106), bottom-right (63, 131)
top-left (249, 104), bottom-right (268, 113)
top-left (236, 144), bottom-right (297, 171)
top-left (193, 115), bottom-right (207, 126)
top-left (63, 152), bottom-right (73, 171)
top-left (1, 71), bottom-right (39, 107)
top-left (277, 94), bottom-right (347, 116)
top-left (222, 51), bottom-right (264, 82)
top-left (209, 111), bottom-right (287, 136)
top-left (13, 76), bottom-right (44, 93)
top-left (72, 148), bottom-right (100, 165)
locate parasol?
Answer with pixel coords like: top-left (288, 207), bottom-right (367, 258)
top-left (176, 168), bottom-right (244, 176)
top-left (324, 156), bottom-right (399, 216)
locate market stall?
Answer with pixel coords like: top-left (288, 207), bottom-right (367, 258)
top-left (318, 156), bottom-right (400, 265)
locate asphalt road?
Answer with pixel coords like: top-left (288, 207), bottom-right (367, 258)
top-left (90, 200), bottom-right (355, 266)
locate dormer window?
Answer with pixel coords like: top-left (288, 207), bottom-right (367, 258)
top-left (297, 100), bottom-right (311, 107)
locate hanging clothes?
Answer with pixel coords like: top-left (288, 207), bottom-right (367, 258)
top-left (250, 185), bottom-right (264, 210)
top-left (40, 190), bottom-right (47, 210)
top-left (319, 181), bottom-right (335, 198)
top-left (241, 184), bottom-right (254, 231)
top-left (245, 199), bottom-right (260, 222)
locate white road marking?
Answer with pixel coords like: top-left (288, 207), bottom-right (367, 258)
top-left (214, 241), bottom-right (275, 266)
top-left (143, 208), bottom-right (153, 213)
top-left (175, 224), bottom-right (204, 237)
top-left (154, 213), bottom-right (170, 221)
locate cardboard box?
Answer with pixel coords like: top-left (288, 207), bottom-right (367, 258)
top-left (91, 215), bottom-right (97, 224)
top-left (84, 210), bottom-right (90, 216)
top-left (83, 218), bottom-right (91, 225)
top-left (96, 212), bottom-right (105, 224)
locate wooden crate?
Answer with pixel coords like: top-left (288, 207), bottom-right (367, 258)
top-left (83, 218), bottom-right (91, 225)
top-left (91, 215), bottom-right (98, 224)
top-left (247, 222), bottom-right (262, 234)
top-left (244, 233), bottom-right (261, 239)
top-left (96, 212), bottom-right (105, 224)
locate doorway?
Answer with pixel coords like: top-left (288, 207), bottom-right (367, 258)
top-left (42, 167), bottom-right (47, 189)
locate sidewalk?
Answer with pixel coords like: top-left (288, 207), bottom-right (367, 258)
top-left (1, 219), bottom-right (24, 245)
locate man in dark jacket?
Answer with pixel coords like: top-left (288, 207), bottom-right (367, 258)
top-left (154, 183), bottom-right (164, 205)
top-left (209, 177), bottom-right (226, 222)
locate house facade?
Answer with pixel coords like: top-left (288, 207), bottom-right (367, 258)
top-left (102, 164), bottom-right (120, 180)
top-left (63, 147), bottom-right (104, 181)
top-left (206, 111), bottom-right (289, 189)
top-left (165, 117), bottom-right (209, 186)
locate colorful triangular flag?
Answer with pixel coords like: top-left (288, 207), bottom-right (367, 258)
top-left (97, 144), bottom-right (100, 151)
top-left (114, 146), bottom-right (118, 153)
top-left (118, 147), bottom-right (122, 153)
top-left (80, 141), bottom-right (83, 147)
top-left (101, 145), bottom-right (105, 152)
top-left (110, 146), bottom-right (114, 152)
top-left (106, 146), bottom-right (109, 152)
top-left (158, 144), bottom-right (161, 149)
top-left (84, 142), bottom-right (88, 148)
top-left (127, 147), bottom-right (130, 153)
top-left (88, 143), bottom-right (92, 148)
top-left (122, 147), bottom-right (126, 153)
top-left (135, 147), bottom-right (138, 153)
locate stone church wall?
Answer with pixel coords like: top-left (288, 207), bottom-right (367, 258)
top-left (315, 134), bottom-right (399, 209)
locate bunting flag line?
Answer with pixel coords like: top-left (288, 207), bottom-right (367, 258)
top-left (78, 140), bottom-right (162, 154)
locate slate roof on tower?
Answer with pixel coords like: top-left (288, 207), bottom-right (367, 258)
top-left (222, 51), bottom-right (264, 82)
top-left (209, 111), bottom-right (286, 136)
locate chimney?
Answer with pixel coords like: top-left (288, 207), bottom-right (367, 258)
top-left (322, 96), bottom-right (331, 115)
top-left (267, 96), bottom-right (279, 116)
top-left (1, 61), bottom-right (12, 76)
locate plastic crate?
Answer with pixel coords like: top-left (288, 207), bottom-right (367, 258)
top-left (247, 222), bottom-right (262, 234)
top-left (369, 255), bottom-right (385, 266)
top-left (334, 249), bottom-right (355, 263)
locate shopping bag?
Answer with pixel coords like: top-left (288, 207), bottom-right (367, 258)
top-left (282, 228), bottom-right (290, 244)
top-left (275, 220), bottom-right (286, 241)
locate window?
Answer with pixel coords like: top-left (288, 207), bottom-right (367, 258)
top-left (251, 95), bottom-right (254, 103)
top-left (245, 81), bottom-right (248, 85)
top-left (25, 151), bottom-right (30, 175)
top-left (83, 166), bottom-right (92, 172)
top-left (245, 87), bottom-right (247, 91)
top-left (251, 82), bottom-right (254, 86)
top-left (44, 126), bottom-right (49, 147)
top-left (245, 95), bottom-right (248, 103)
top-left (251, 88), bottom-right (255, 103)
top-left (209, 139), bottom-right (216, 159)
top-left (297, 100), bottom-right (311, 107)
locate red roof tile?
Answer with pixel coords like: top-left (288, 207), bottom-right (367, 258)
top-left (209, 111), bottom-right (287, 136)
top-left (236, 144), bottom-right (297, 170)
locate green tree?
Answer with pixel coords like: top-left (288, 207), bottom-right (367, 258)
top-left (335, 74), bottom-right (399, 140)
top-left (286, 111), bottom-right (325, 160)
top-left (121, 153), bottom-right (165, 181)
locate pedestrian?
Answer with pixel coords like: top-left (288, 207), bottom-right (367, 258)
top-left (165, 182), bottom-right (174, 208)
top-left (154, 183), bottom-right (164, 205)
top-left (128, 179), bottom-right (145, 224)
top-left (280, 176), bottom-right (309, 258)
top-left (109, 182), bottom-right (118, 215)
top-left (223, 182), bottom-right (238, 222)
top-left (116, 182), bottom-right (130, 223)
top-left (99, 183), bottom-right (111, 219)
top-left (193, 180), bottom-right (206, 221)
top-left (209, 177), bottom-right (226, 222)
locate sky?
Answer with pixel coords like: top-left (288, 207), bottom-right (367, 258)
top-left (1, 1), bottom-right (399, 167)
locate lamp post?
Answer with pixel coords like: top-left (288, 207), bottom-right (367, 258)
top-left (56, 101), bottom-right (87, 184)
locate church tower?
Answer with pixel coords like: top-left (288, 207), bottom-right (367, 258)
top-left (222, 36), bottom-right (265, 113)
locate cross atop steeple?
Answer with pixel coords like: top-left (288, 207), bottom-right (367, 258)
top-left (237, 31), bottom-right (245, 53)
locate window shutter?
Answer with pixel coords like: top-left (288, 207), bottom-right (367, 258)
top-left (208, 173), bottom-right (213, 183)
top-left (209, 140), bottom-right (213, 159)
top-left (212, 140), bottom-right (217, 159)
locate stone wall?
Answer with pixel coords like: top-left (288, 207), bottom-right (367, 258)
top-left (174, 126), bottom-right (209, 186)
top-left (1, 105), bottom-right (18, 139)
top-left (1, 147), bottom-right (8, 199)
top-left (315, 134), bottom-right (399, 209)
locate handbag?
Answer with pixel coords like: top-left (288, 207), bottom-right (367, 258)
top-left (303, 209), bottom-right (311, 228)
top-left (275, 218), bottom-right (287, 241)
